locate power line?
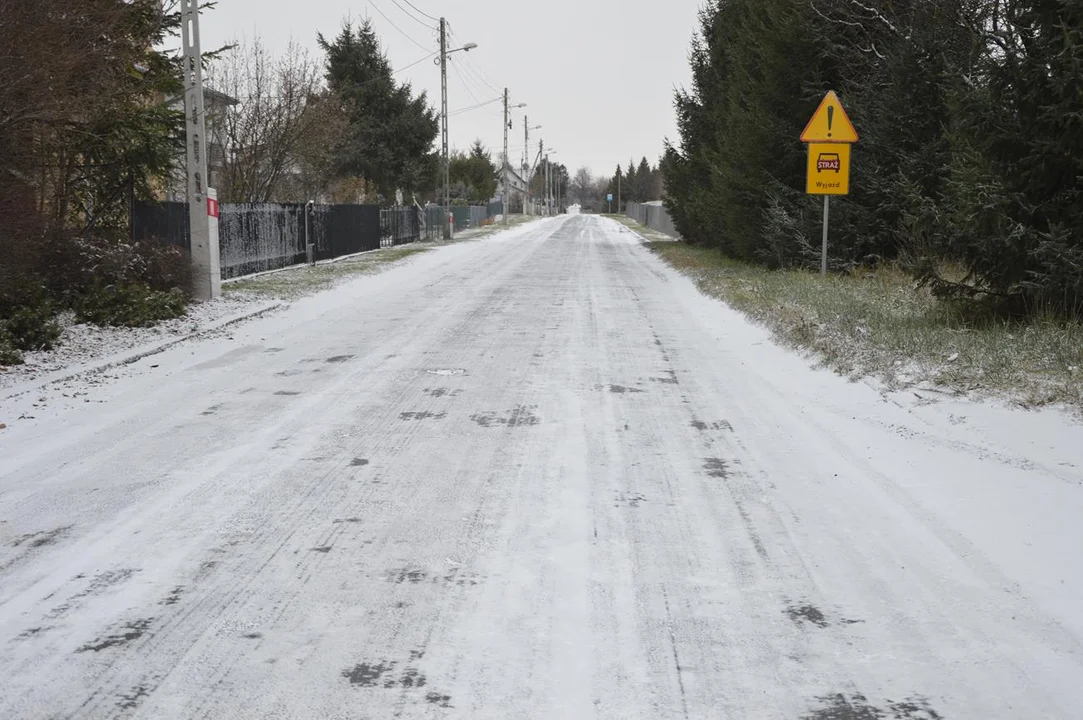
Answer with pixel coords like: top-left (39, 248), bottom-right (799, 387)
top-left (448, 60), bottom-right (485, 107)
top-left (395, 50), bottom-right (439, 75)
top-left (369, 0), bottom-right (432, 53)
top-left (387, 0), bottom-right (436, 30)
top-left (458, 57), bottom-right (501, 99)
top-left (461, 54), bottom-right (502, 96)
top-left (214, 50), bottom-right (438, 100)
top-left (402, 0), bottom-right (439, 22)
top-left (446, 22), bottom-right (503, 96)
top-left (448, 96), bottom-right (502, 117)
top-left (447, 57), bottom-right (504, 120)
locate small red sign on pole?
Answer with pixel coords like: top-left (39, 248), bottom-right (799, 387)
top-left (207, 197), bottom-right (219, 218)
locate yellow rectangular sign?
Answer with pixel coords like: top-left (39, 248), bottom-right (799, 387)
top-left (806, 143), bottom-right (851, 195)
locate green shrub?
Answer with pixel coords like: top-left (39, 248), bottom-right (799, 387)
top-left (1, 303), bottom-right (61, 351)
top-left (42, 233), bottom-right (192, 301)
top-left (0, 326), bottom-right (24, 365)
top-left (73, 284), bottom-right (187, 327)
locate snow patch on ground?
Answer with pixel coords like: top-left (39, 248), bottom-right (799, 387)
top-left (0, 294), bottom-right (269, 391)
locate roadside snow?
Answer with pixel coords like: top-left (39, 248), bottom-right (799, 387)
top-left (0, 222), bottom-right (542, 397)
top-left (0, 295), bottom-right (270, 392)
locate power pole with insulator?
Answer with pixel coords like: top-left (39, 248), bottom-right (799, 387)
top-left (503, 88), bottom-right (509, 225)
top-left (502, 90), bottom-right (525, 225)
top-left (180, 0), bottom-right (220, 300)
top-left (439, 18), bottom-right (450, 239)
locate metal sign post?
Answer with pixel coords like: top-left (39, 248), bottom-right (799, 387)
top-left (822, 197), bottom-right (830, 276)
top-left (180, 0), bottom-right (220, 299)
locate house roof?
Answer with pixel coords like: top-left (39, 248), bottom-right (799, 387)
top-left (167, 87), bottom-right (240, 107)
top-left (498, 164), bottom-right (528, 190)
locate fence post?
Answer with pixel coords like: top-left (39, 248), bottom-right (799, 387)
top-left (305, 200), bottom-right (315, 265)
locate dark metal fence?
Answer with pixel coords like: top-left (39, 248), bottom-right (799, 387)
top-left (218, 203), bottom-right (307, 278)
top-left (314, 204), bottom-right (381, 260)
top-left (448, 205), bottom-right (490, 231)
top-left (423, 205), bottom-right (444, 241)
top-left (133, 201), bottom-right (189, 250)
top-left (471, 205), bottom-right (489, 228)
top-left (132, 198), bottom-right (507, 281)
top-left (134, 200), bottom-right (385, 279)
top-left (380, 207), bottom-right (421, 247)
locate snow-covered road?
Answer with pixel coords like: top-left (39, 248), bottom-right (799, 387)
top-left (2, 215), bottom-right (1082, 719)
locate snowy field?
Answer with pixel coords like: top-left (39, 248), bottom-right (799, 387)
top-left (1, 215), bottom-right (1081, 718)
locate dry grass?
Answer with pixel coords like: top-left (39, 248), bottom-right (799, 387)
top-left (224, 246), bottom-right (429, 301)
top-left (641, 234), bottom-right (1082, 410)
top-left (223, 217), bottom-right (537, 302)
top-left (463, 214), bottom-right (536, 239)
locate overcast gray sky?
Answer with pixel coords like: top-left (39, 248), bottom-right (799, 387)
top-left (198, 0), bottom-right (702, 179)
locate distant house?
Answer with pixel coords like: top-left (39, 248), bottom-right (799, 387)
top-left (495, 162), bottom-right (529, 212)
top-left (161, 88), bottom-right (239, 202)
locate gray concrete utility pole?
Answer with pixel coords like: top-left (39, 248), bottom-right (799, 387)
top-left (525, 119), bottom-right (541, 202)
top-left (503, 90), bottom-right (509, 225)
top-left (545, 153), bottom-right (550, 217)
top-left (539, 139), bottom-right (544, 216)
top-left (523, 115), bottom-right (529, 180)
top-left (437, 22), bottom-right (477, 237)
top-left (502, 90), bottom-right (525, 225)
top-left (180, 0), bottom-right (220, 300)
top-left (440, 18), bottom-right (450, 239)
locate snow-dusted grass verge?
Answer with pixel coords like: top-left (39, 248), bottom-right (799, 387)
top-left (0, 295), bottom-right (275, 392)
top-left (641, 233), bottom-right (1083, 410)
top-left (224, 245), bottom-right (431, 301)
top-left (0, 219), bottom-right (537, 395)
top-left (223, 217), bottom-right (538, 302)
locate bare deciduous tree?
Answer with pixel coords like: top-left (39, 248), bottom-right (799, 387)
top-left (570, 167), bottom-right (594, 206)
top-left (209, 39), bottom-right (321, 203)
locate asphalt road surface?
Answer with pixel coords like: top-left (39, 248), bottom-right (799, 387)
top-left (2, 216), bottom-right (1082, 719)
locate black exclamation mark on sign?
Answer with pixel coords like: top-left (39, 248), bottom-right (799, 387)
top-left (827, 106), bottom-right (834, 138)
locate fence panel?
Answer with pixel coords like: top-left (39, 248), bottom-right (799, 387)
top-left (133, 200), bottom-right (384, 278)
top-left (450, 205), bottom-right (471, 231)
top-left (626, 201), bottom-right (680, 239)
top-left (132, 201), bottom-right (190, 250)
top-left (381, 207), bottom-right (420, 247)
top-left (325, 204), bottom-right (381, 259)
top-left (218, 203), bottom-right (306, 279)
top-left (422, 205), bottom-right (444, 241)
top-left (470, 205), bottom-right (488, 228)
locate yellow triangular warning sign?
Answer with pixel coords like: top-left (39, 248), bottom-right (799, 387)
top-left (801, 91), bottom-right (858, 143)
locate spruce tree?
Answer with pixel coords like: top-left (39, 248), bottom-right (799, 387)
top-left (318, 20), bottom-right (439, 199)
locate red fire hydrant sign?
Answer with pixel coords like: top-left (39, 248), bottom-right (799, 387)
top-left (207, 197), bottom-right (219, 218)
